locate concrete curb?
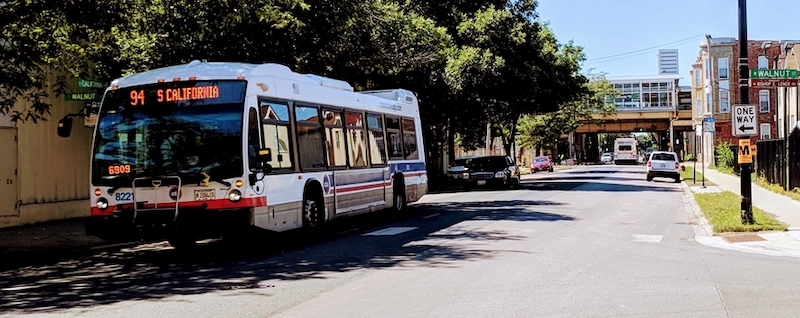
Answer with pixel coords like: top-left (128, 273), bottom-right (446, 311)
top-left (681, 182), bottom-right (713, 237)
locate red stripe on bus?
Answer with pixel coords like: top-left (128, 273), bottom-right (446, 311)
top-left (91, 197), bottom-right (267, 216)
top-left (335, 182), bottom-right (391, 194)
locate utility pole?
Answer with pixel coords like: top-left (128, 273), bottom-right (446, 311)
top-left (738, 0), bottom-right (754, 224)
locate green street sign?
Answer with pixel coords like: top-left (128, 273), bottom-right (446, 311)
top-left (78, 79), bottom-right (106, 88)
top-left (65, 92), bottom-right (101, 101)
top-left (749, 69), bottom-right (799, 79)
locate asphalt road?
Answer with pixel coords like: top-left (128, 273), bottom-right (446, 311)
top-left (3, 165), bottom-right (800, 317)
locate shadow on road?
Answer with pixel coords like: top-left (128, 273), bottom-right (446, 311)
top-left (532, 176), bottom-right (648, 182)
top-left (0, 199), bottom-right (574, 314)
top-left (521, 181), bottom-right (679, 192)
top-left (561, 169), bottom-right (645, 175)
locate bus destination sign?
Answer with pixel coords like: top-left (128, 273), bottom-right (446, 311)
top-left (130, 85), bottom-right (221, 106)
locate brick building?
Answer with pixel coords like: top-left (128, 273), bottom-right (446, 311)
top-left (692, 36), bottom-right (785, 163)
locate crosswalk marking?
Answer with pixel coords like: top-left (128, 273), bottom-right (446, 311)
top-left (363, 227), bottom-right (417, 236)
top-left (632, 234), bottom-right (663, 243)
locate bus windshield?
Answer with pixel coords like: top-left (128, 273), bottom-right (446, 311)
top-left (91, 81), bottom-right (247, 187)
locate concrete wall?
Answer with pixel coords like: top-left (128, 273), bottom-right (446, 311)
top-left (0, 69), bottom-right (94, 228)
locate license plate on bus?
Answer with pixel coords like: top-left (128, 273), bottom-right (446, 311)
top-left (477, 180), bottom-right (487, 186)
top-left (194, 189), bottom-right (216, 201)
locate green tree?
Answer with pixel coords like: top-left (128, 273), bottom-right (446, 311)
top-left (516, 72), bottom-right (617, 154)
top-left (636, 133), bottom-right (656, 152)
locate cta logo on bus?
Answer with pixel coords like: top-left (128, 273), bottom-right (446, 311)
top-left (323, 175), bottom-right (331, 194)
top-left (169, 186), bottom-right (182, 200)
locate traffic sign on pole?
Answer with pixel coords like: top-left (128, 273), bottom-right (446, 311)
top-left (732, 104), bottom-right (758, 137)
top-left (738, 139), bottom-right (753, 164)
top-left (702, 117), bottom-right (715, 133)
top-left (749, 69), bottom-right (799, 79)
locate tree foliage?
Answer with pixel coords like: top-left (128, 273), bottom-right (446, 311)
top-left (516, 72), bottom-right (618, 152)
top-left (2, 0), bottom-right (593, 168)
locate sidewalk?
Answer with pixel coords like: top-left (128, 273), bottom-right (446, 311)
top-left (685, 165), bottom-right (800, 258)
top-left (0, 218), bottom-right (122, 269)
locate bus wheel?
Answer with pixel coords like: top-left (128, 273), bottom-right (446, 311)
top-left (393, 178), bottom-right (407, 212)
top-left (303, 191), bottom-right (324, 229)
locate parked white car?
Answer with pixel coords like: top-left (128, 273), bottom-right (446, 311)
top-left (646, 151), bottom-right (681, 183)
top-left (601, 153), bottom-right (613, 164)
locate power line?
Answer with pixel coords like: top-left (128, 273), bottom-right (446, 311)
top-left (585, 34), bottom-right (703, 62)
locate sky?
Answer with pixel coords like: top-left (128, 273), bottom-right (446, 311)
top-left (537, 0), bottom-right (800, 85)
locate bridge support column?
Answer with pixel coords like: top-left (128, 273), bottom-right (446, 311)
top-left (669, 122), bottom-right (675, 153)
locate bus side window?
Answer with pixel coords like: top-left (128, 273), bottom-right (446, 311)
top-left (401, 118), bottom-right (418, 160)
top-left (366, 114), bottom-right (387, 166)
top-left (260, 99), bottom-right (293, 170)
top-left (247, 108), bottom-right (261, 171)
top-left (295, 105), bottom-right (326, 170)
top-left (322, 109), bottom-right (347, 168)
top-left (345, 111), bottom-right (367, 168)
top-left (385, 116), bottom-right (403, 160)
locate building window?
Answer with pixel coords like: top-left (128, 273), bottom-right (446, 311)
top-left (704, 59), bottom-right (711, 79)
top-left (761, 123), bottom-right (771, 139)
top-left (758, 56), bottom-right (768, 69)
top-left (694, 70), bottom-right (702, 87)
top-left (759, 90), bottom-right (770, 113)
top-left (705, 92), bottom-right (713, 114)
top-left (696, 98), bottom-right (702, 116)
top-left (720, 90), bottom-right (730, 113)
top-left (718, 57), bottom-right (729, 79)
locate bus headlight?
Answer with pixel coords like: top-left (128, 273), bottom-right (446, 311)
top-left (96, 198), bottom-right (109, 210)
top-left (228, 190), bottom-right (242, 202)
top-left (494, 171), bottom-right (506, 178)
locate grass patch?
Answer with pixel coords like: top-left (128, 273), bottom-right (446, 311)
top-left (694, 191), bottom-right (787, 233)
top-left (754, 177), bottom-right (800, 202)
top-left (519, 167), bottom-right (531, 175)
top-left (680, 165), bottom-right (713, 185)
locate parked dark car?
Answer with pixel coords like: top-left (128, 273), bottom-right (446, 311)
top-left (446, 157), bottom-right (474, 183)
top-left (448, 155), bottom-right (519, 188)
top-left (530, 156), bottom-right (554, 172)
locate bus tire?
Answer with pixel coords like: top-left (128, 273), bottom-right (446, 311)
top-left (393, 176), bottom-right (407, 213)
top-left (302, 184), bottom-right (325, 229)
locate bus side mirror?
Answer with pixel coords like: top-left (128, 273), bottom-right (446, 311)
top-left (57, 117), bottom-right (73, 138)
top-left (256, 148), bottom-right (273, 173)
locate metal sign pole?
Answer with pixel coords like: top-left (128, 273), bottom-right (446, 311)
top-left (702, 133), bottom-right (706, 188)
top-left (738, 0), bottom-right (754, 224)
top-left (694, 132), bottom-right (697, 185)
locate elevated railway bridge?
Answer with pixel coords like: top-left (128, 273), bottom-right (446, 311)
top-left (569, 75), bottom-right (695, 163)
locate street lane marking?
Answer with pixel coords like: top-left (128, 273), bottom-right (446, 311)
top-left (422, 213), bottom-right (440, 219)
top-left (632, 234), bottom-right (663, 243)
top-left (363, 227), bottom-right (417, 236)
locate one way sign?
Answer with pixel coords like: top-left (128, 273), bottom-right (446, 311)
top-left (732, 104), bottom-right (758, 137)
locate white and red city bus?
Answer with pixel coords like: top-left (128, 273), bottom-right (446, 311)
top-left (74, 61), bottom-right (427, 247)
top-left (613, 137), bottom-right (638, 165)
